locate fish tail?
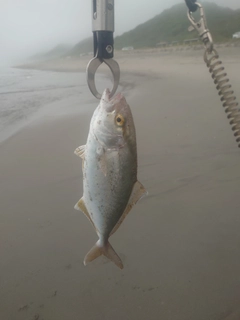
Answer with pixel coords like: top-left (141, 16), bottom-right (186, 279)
top-left (84, 240), bottom-right (123, 269)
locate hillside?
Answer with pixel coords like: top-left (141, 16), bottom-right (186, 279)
top-left (67, 36), bottom-right (92, 56)
top-left (44, 44), bottom-right (72, 58)
top-left (30, 44), bottom-right (72, 61)
top-left (69, 1), bottom-right (240, 55)
top-left (31, 2), bottom-right (240, 60)
top-left (114, 2), bottom-right (240, 49)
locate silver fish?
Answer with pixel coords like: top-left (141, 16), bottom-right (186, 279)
top-left (74, 89), bottom-right (147, 269)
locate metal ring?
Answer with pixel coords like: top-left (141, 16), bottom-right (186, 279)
top-left (86, 57), bottom-right (120, 99)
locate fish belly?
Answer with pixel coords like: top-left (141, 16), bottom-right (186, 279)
top-left (83, 135), bottom-right (137, 237)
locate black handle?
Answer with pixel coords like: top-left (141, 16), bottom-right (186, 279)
top-left (185, 0), bottom-right (198, 12)
top-left (93, 31), bottom-right (114, 59)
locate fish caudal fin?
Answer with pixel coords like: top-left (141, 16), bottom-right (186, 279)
top-left (84, 241), bottom-right (123, 269)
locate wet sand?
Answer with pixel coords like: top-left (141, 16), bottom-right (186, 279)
top-left (1, 47), bottom-right (240, 320)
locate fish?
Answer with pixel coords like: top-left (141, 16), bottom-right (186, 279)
top-left (74, 88), bottom-right (147, 269)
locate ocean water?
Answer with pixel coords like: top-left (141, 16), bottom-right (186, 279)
top-left (0, 67), bottom-right (112, 143)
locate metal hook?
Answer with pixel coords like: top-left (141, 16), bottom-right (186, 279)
top-left (187, 2), bottom-right (213, 53)
top-left (86, 57), bottom-right (120, 100)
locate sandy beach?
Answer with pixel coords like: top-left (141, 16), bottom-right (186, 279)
top-left (1, 46), bottom-right (240, 320)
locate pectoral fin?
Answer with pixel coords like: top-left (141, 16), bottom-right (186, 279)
top-left (97, 147), bottom-right (107, 176)
top-left (74, 197), bottom-right (97, 231)
top-left (99, 156), bottom-right (107, 176)
top-left (110, 181), bottom-right (147, 236)
top-left (74, 145), bottom-right (86, 159)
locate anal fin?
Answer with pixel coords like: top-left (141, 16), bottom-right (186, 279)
top-left (74, 197), bottom-right (97, 232)
top-left (110, 181), bottom-right (147, 236)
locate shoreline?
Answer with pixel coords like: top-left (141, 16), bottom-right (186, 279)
top-left (14, 44), bottom-right (240, 75)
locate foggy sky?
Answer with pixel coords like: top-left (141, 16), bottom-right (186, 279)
top-left (0, 0), bottom-right (239, 65)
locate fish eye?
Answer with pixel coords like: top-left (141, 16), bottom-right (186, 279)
top-left (115, 114), bottom-right (125, 126)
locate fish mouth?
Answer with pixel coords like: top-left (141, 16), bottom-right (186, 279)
top-left (101, 89), bottom-right (125, 112)
top-left (101, 88), bottom-right (111, 103)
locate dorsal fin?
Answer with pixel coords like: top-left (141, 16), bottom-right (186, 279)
top-left (74, 145), bottom-right (86, 159)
